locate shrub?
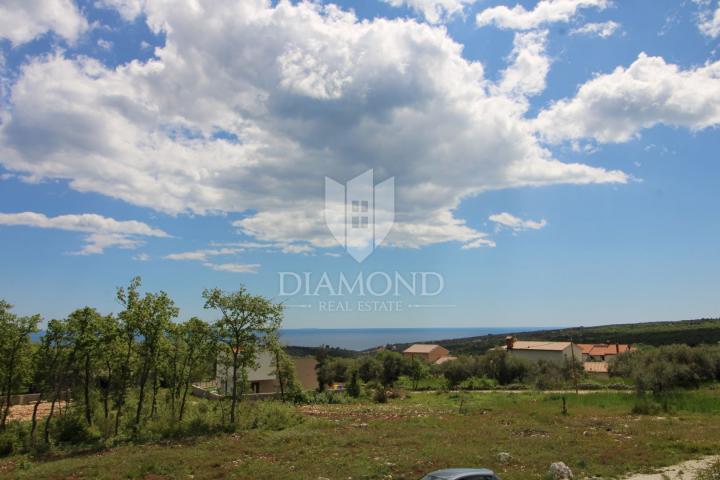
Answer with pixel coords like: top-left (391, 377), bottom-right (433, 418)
top-left (459, 377), bottom-right (497, 390)
top-left (373, 386), bottom-right (387, 404)
top-left (0, 431), bottom-right (15, 457)
top-left (53, 414), bottom-right (99, 445)
top-left (246, 402), bottom-right (302, 431)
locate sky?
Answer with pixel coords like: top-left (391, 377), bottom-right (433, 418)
top-left (0, 0), bottom-right (719, 329)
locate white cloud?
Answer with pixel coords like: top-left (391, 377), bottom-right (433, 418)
top-left (164, 248), bottom-right (243, 262)
top-left (133, 252), bottom-right (150, 261)
top-left (489, 212), bottom-right (547, 231)
top-left (697, 1), bottom-right (720, 38)
top-left (95, 0), bottom-right (146, 21)
top-left (0, 0), bottom-right (88, 45)
top-left (202, 262), bottom-right (260, 274)
top-left (535, 53), bottom-right (720, 144)
top-left (97, 38), bottom-right (113, 49)
top-left (496, 30), bottom-right (550, 100)
top-left (571, 20), bottom-right (620, 38)
top-left (0, 211), bottom-right (169, 254)
top-left (0, 0), bottom-right (627, 253)
top-left (383, 0), bottom-right (477, 24)
top-left (476, 0), bottom-right (609, 30)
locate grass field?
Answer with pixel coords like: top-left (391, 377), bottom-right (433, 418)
top-left (2, 389), bottom-right (720, 479)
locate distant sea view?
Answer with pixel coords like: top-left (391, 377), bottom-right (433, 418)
top-left (278, 327), bottom-right (548, 351)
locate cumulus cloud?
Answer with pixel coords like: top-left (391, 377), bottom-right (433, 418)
top-left (382, 0), bottom-right (477, 24)
top-left (496, 30), bottom-right (550, 100)
top-left (0, 211), bottom-right (169, 254)
top-left (571, 20), bottom-right (620, 38)
top-left (0, 0), bottom-right (88, 45)
top-left (535, 53), bottom-right (720, 144)
top-left (0, 0), bottom-right (627, 254)
top-left (489, 212), bottom-right (547, 231)
top-left (476, 0), bottom-right (609, 30)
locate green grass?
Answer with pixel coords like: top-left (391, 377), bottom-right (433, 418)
top-left (2, 389), bottom-right (720, 479)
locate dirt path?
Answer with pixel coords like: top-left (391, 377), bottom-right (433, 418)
top-left (622, 455), bottom-right (720, 479)
top-left (6, 401), bottom-right (65, 422)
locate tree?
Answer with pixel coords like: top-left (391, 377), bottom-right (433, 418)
top-left (267, 334), bottom-right (301, 403)
top-left (165, 317), bottom-right (216, 422)
top-left (377, 351), bottom-right (404, 387)
top-left (406, 356), bottom-right (430, 390)
top-left (347, 369), bottom-right (361, 398)
top-left (29, 319), bottom-right (67, 445)
top-left (203, 286), bottom-right (283, 424)
top-left (357, 356), bottom-right (382, 383)
top-left (0, 300), bottom-right (40, 430)
top-left (66, 307), bottom-right (103, 425)
top-left (114, 277), bottom-right (142, 435)
top-left (133, 290), bottom-right (178, 427)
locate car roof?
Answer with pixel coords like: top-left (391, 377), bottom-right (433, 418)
top-left (426, 468), bottom-right (496, 479)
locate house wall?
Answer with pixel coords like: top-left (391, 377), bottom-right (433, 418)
top-left (403, 346), bottom-right (449, 363)
top-left (217, 351), bottom-right (319, 395)
top-left (293, 357), bottom-right (319, 391)
top-left (508, 345), bottom-right (582, 366)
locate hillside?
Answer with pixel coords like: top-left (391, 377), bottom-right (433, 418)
top-left (383, 318), bottom-right (720, 355)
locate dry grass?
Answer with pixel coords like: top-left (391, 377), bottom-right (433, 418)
top-left (1, 390), bottom-right (719, 479)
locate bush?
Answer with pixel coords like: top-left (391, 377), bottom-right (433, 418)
top-left (459, 377), bottom-right (497, 390)
top-left (246, 402), bottom-right (302, 431)
top-left (0, 431), bottom-right (15, 457)
top-left (53, 414), bottom-right (99, 445)
top-left (373, 386), bottom-right (387, 404)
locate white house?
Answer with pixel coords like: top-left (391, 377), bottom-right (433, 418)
top-left (217, 350), bottom-right (318, 395)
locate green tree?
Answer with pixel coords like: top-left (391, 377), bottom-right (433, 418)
top-left (29, 319), bottom-right (67, 445)
top-left (66, 307), bottom-right (103, 425)
top-left (377, 351), bottom-right (404, 387)
top-left (0, 300), bottom-right (40, 430)
top-left (203, 286), bottom-right (283, 424)
top-left (406, 356), bottom-right (430, 390)
top-left (267, 334), bottom-right (301, 403)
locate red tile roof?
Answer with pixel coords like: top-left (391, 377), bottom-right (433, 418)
top-left (578, 344), bottom-right (632, 356)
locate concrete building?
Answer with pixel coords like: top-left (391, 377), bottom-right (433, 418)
top-left (217, 350), bottom-right (318, 395)
top-left (403, 344), bottom-right (451, 364)
top-left (502, 336), bottom-right (582, 366)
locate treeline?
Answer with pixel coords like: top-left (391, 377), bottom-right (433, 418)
top-left (610, 344), bottom-right (720, 395)
top-left (388, 318), bottom-right (720, 355)
top-left (314, 349), bottom-right (585, 398)
top-left (0, 277), bottom-right (296, 455)
top-left (316, 344), bottom-right (720, 398)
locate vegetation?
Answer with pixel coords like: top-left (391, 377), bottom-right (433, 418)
top-left (1, 389), bottom-right (719, 479)
top-left (0, 277), bottom-right (287, 457)
top-left (386, 318), bottom-right (720, 355)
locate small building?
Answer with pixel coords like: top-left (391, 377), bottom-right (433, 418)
top-left (502, 336), bottom-right (582, 366)
top-left (217, 350), bottom-right (318, 395)
top-left (403, 344), bottom-right (451, 364)
top-left (578, 343), bottom-right (633, 363)
top-left (583, 361), bottom-right (609, 377)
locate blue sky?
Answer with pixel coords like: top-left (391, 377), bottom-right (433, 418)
top-left (0, 0), bottom-right (719, 328)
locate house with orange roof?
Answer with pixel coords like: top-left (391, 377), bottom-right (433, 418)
top-left (577, 343), bottom-right (633, 363)
top-left (403, 344), bottom-right (452, 364)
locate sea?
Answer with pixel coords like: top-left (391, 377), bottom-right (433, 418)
top-left (278, 327), bottom-right (547, 351)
